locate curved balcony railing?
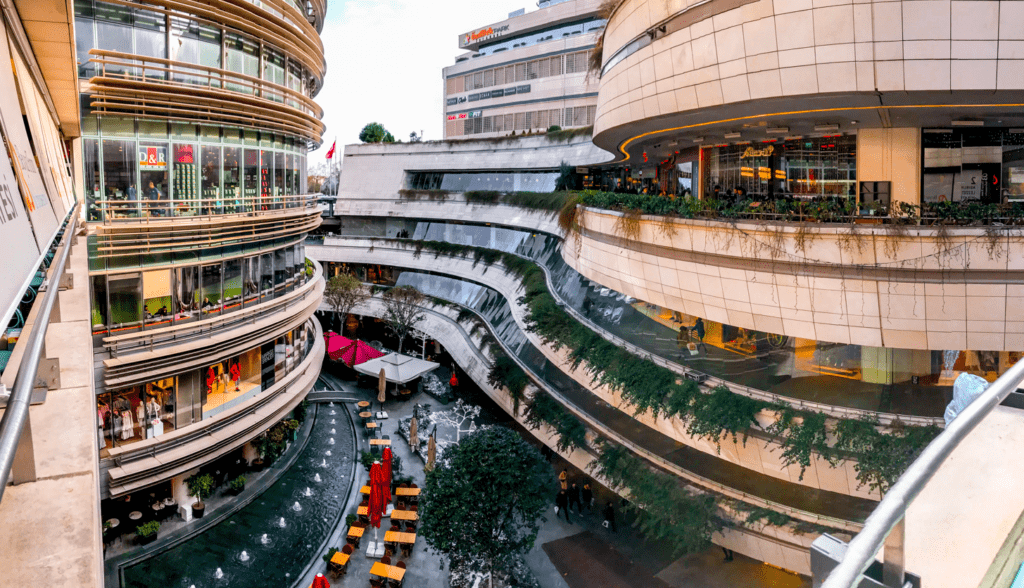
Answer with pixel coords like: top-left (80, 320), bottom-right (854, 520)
top-left (140, 0), bottom-right (325, 80)
top-left (89, 193), bottom-right (318, 224)
top-left (87, 51), bottom-right (325, 144)
top-left (102, 258), bottom-right (322, 358)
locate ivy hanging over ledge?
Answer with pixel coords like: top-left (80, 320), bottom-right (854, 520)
top-left (378, 238), bottom-right (940, 493)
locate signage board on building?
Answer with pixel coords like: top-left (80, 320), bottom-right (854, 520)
top-left (461, 23), bottom-right (512, 47)
top-left (139, 146), bottom-right (168, 169)
top-left (517, 84), bottom-right (531, 94)
top-left (467, 111), bottom-right (483, 118)
top-left (446, 98), bottom-right (458, 106)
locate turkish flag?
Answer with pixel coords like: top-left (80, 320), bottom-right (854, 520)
top-left (325, 141), bottom-right (336, 160)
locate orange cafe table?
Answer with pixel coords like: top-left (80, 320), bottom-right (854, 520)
top-left (384, 530), bottom-right (416, 544)
top-left (391, 509), bottom-right (418, 522)
top-left (395, 487), bottom-right (420, 497)
top-left (370, 562), bottom-right (406, 582)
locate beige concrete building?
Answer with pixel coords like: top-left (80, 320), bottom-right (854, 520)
top-left (442, 0), bottom-right (605, 138)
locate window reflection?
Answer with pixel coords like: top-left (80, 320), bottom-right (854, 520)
top-left (200, 263), bottom-right (223, 316)
top-left (223, 259), bottom-right (243, 313)
top-left (107, 273), bottom-right (143, 335)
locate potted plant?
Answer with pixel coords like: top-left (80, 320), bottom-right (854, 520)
top-left (322, 546), bottom-right (342, 564)
top-left (345, 513), bottom-right (358, 528)
top-left (286, 419), bottom-right (300, 441)
top-left (359, 450), bottom-right (376, 472)
top-left (136, 520), bottom-right (160, 545)
top-left (228, 475), bottom-right (246, 495)
top-left (186, 473), bottom-right (215, 519)
top-left (252, 434), bottom-right (268, 471)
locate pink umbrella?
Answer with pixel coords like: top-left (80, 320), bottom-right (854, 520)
top-left (337, 340), bottom-right (385, 368)
top-left (325, 334), bottom-right (354, 361)
top-left (381, 447), bottom-right (393, 503)
top-left (311, 573), bottom-right (330, 588)
top-left (368, 462), bottom-right (387, 530)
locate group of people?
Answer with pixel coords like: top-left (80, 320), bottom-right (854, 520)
top-left (554, 468), bottom-right (616, 532)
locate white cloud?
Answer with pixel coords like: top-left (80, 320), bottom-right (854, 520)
top-left (310, 0), bottom-right (522, 164)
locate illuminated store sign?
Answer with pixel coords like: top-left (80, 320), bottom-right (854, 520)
top-left (462, 24), bottom-right (511, 46)
top-left (139, 146), bottom-right (167, 169)
top-left (740, 145), bottom-right (774, 159)
top-left (447, 111), bottom-right (483, 121)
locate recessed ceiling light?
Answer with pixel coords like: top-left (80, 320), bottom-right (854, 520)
top-left (724, 132), bottom-right (742, 139)
top-left (814, 124), bottom-right (839, 132)
top-left (692, 137), bottom-right (705, 143)
top-left (766, 127), bottom-right (789, 135)
top-left (952, 120), bottom-right (984, 127)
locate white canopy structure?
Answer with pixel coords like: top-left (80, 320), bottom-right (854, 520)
top-left (354, 353), bottom-right (440, 385)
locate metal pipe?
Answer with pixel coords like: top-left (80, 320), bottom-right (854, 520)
top-left (0, 205), bottom-right (79, 503)
top-left (822, 355), bottom-right (1024, 588)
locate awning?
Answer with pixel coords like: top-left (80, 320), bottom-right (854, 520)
top-left (354, 353), bottom-right (440, 385)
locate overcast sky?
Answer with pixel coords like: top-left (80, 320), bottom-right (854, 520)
top-left (310, 0), bottom-right (528, 167)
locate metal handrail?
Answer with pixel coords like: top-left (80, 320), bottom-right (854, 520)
top-left (0, 203), bottom-right (80, 503)
top-left (821, 357), bottom-right (1024, 587)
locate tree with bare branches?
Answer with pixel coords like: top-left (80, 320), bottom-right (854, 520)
top-left (324, 274), bottom-right (368, 334)
top-left (381, 285), bottom-right (426, 354)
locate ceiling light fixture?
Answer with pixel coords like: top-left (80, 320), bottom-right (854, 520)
top-left (692, 137), bottom-right (705, 143)
top-left (952, 120), bottom-right (984, 127)
top-left (814, 124), bottom-right (839, 132)
top-left (724, 132), bottom-right (742, 139)
top-left (766, 127), bottom-right (789, 135)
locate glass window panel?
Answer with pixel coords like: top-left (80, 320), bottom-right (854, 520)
top-left (175, 370), bottom-right (198, 428)
top-left (263, 48), bottom-right (285, 102)
top-left (260, 252), bottom-right (274, 301)
top-left (224, 146), bottom-right (243, 212)
top-left (83, 139), bottom-right (101, 221)
top-left (201, 145), bottom-right (222, 214)
top-left (133, 11), bottom-right (166, 76)
top-left (260, 149), bottom-right (273, 208)
top-left (143, 269), bottom-right (173, 328)
top-left (174, 265), bottom-right (199, 322)
top-left (138, 119), bottom-right (167, 138)
top-left (138, 141), bottom-right (169, 217)
top-left (172, 142), bottom-right (198, 215)
top-left (244, 148), bottom-right (260, 209)
top-left (274, 150), bottom-right (285, 202)
top-left (75, 17), bottom-right (95, 78)
top-left (274, 248), bottom-right (287, 293)
top-left (200, 263), bottom-right (223, 316)
top-left (223, 258), bottom-right (243, 313)
top-left (101, 139), bottom-right (138, 219)
top-left (91, 275), bottom-right (108, 337)
top-left (107, 273), bottom-right (142, 335)
top-left (243, 256), bottom-right (260, 306)
top-left (225, 34), bottom-right (259, 93)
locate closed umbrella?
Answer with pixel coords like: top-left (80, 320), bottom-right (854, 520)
top-left (312, 573), bottom-right (330, 588)
top-left (369, 462), bottom-right (386, 530)
top-left (377, 368), bottom-right (387, 408)
top-left (425, 429), bottom-right (436, 472)
top-left (382, 447), bottom-right (393, 503)
top-left (408, 417), bottom-right (418, 454)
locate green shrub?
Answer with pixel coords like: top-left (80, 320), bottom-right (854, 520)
top-left (137, 521), bottom-right (160, 538)
top-left (229, 476), bottom-right (246, 492)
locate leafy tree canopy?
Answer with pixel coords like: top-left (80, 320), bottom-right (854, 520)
top-left (381, 285), bottom-right (426, 354)
top-left (360, 122), bottom-right (396, 143)
top-left (324, 274), bottom-right (368, 322)
top-left (419, 427), bottom-right (554, 576)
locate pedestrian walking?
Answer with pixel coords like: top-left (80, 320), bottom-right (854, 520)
top-left (721, 547), bottom-right (734, 562)
top-left (558, 468), bottom-right (568, 491)
top-left (555, 490), bottom-right (572, 524)
top-left (568, 482), bottom-right (582, 514)
top-left (581, 483), bottom-right (593, 513)
top-left (602, 501), bottom-right (617, 532)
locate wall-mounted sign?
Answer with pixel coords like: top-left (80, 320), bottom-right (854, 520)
top-left (261, 341), bottom-right (276, 389)
top-left (517, 84), bottom-right (531, 94)
top-left (469, 93), bottom-right (479, 102)
top-left (740, 145), bottom-right (774, 159)
top-left (446, 98), bottom-right (458, 106)
top-left (491, 88), bottom-right (504, 98)
top-left (139, 146), bottom-right (168, 169)
top-left (462, 24), bottom-right (512, 46)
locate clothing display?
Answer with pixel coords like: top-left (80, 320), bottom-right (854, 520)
top-left (120, 411), bottom-right (134, 440)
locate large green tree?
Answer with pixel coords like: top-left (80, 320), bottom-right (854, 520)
top-left (419, 427), bottom-right (553, 583)
top-left (359, 122), bottom-right (396, 143)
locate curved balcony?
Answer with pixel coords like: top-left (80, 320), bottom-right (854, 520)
top-left (135, 0), bottom-right (326, 81)
top-left (101, 257), bottom-right (323, 359)
top-left (99, 263), bottom-right (322, 389)
top-left (592, 0), bottom-right (1024, 163)
top-left (87, 51), bottom-right (325, 145)
top-left (102, 318), bottom-right (322, 497)
top-left (566, 205), bottom-right (1024, 353)
top-left (90, 197), bottom-right (320, 260)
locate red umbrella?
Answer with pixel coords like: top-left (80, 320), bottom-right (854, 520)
top-left (368, 462), bottom-right (387, 529)
top-left (311, 573), bottom-right (330, 588)
top-left (381, 447), bottom-right (393, 503)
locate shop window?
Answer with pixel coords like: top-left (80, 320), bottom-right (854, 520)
top-left (260, 252), bottom-right (275, 301)
top-left (91, 275), bottom-right (109, 337)
top-left (260, 149), bottom-right (273, 207)
top-left (202, 348), bottom-right (262, 419)
top-left (174, 265), bottom-right (199, 322)
top-left (107, 273), bottom-right (142, 335)
top-left (223, 259), bottom-right (243, 312)
top-left (143, 269), bottom-right (173, 328)
top-left (138, 141), bottom-right (169, 217)
top-left (200, 262), bottom-right (223, 316)
top-left (243, 256), bottom-right (261, 307)
top-left (201, 145), bottom-right (222, 214)
top-left (100, 139), bottom-right (138, 219)
top-left (859, 181), bottom-right (891, 211)
top-left (172, 143), bottom-right (198, 214)
top-left (75, 17), bottom-right (96, 78)
top-left (274, 150), bottom-right (285, 201)
top-left (224, 146), bottom-right (243, 212)
top-left (244, 148), bottom-right (260, 207)
top-left (175, 369), bottom-right (200, 428)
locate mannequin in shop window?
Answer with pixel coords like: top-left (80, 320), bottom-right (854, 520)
top-left (230, 361), bottom-right (241, 393)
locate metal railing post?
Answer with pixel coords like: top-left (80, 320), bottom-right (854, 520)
top-left (882, 516), bottom-right (905, 588)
